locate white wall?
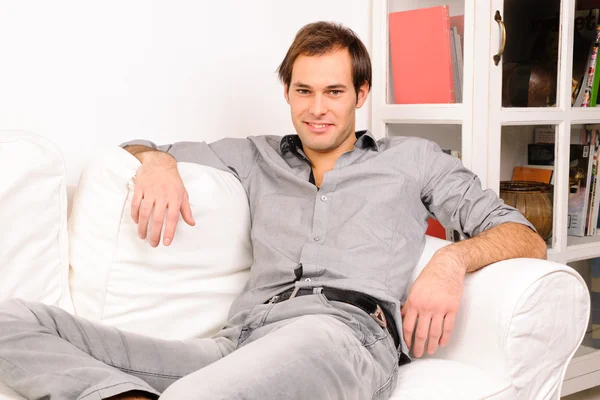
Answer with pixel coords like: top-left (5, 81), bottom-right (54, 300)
top-left (0, 0), bottom-right (371, 187)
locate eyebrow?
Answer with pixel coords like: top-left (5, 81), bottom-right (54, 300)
top-left (292, 82), bottom-right (349, 90)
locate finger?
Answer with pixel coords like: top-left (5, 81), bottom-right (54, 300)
top-left (149, 201), bottom-right (167, 248)
top-left (402, 306), bottom-right (418, 350)
top-left (137, 198), bottom-right (154, 240)
top-left (180, 193), bottom-right (195, 226)
top-left (401, 303), bottom-right (406, 318)
top-left (439, 312), bottom-right (456, 347)
top-left (413, 314), bottom-right (432, 358)
top-left (131, 189), bottom-right (144, 224)
top-left (163, 203), bottom-right (180, 246)
top-left (427, 314), bottom-right (444, 355)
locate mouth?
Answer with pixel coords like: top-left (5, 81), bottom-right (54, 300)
top-left (304, 121), bottom-right (334, 133)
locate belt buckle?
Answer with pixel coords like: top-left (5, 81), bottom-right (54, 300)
top-left (288, 286), bottom-right (300, 300)
top-left (370, 304), bottom-right (387, 329)
top-left (268, 287), bottom-right (300, 304)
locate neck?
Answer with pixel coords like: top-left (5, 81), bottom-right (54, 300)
top-left (304, 131), bottom-right (356, 188)
top-left (304, 146), bottom-right (347, 170)
top-left (304, 131), bottom-right (357, 171)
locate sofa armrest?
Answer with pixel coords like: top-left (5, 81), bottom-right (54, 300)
top-left (413, 236), bottom-right (590, 399)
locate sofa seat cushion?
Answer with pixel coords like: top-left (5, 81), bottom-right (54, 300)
top-left (0, 130), bottom-right (72, 311)
top-left (0, 359), bottom-right (516, 400)
top-left (390, 358), bottom-right (517, 400)
top-left (68, 147), bottom-right (253, 340)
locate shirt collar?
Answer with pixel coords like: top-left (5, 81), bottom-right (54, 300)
top-left (279, 130), bottom-right (379, 154)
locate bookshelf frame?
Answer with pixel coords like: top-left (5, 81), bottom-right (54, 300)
top-left (372, 0), bottom-right (600, 396)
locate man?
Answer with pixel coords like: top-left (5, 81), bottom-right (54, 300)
top-left (0, 22), bottom-right (545, 400)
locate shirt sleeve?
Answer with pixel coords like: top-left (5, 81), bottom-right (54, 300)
top-left (419, 140), bottom-right (536, 238)
top-left (119, 138), bottom-right (258, 183)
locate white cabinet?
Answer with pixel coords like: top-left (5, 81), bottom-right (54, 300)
top-left (372, 0), bottom-right (600, 395)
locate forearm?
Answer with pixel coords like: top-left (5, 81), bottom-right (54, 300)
top-left (123, 145), bottom-right (175, 165)
top-left (434, 222), bottom-right (547, 274)
top-left (120, 139), bottom-right (238, 177)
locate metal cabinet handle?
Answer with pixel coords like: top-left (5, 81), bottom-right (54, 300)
top-left (493, 10), bottom-right (506, 66)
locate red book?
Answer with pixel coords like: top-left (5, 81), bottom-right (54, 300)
top-left (389, 6), bottom-right (455, 104)
top-left (425, 217), bottom-right (446, 240)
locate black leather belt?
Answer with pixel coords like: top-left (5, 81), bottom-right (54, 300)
top-left (266, 287), bottom-right (401, 351)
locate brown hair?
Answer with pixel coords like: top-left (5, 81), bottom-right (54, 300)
top-left (277, 21), bottom-right (372, 98)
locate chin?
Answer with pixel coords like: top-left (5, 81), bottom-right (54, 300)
top-left (303, 139), bottom-right (338, 153)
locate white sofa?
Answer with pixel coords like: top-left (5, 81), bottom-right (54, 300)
top-left (0, 130), bottom-right (591, 400)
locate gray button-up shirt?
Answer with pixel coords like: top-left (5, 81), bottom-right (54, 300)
top-left (121, 131), bottom-right (533, 356)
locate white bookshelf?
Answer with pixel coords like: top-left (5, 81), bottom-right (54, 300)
top-left (372, 0), bottom-right (600, 396)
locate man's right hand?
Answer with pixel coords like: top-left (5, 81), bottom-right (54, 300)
top-left (127, 149), bottom-right (195, 247)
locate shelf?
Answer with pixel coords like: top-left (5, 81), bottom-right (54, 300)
top-left (565, 236), bottom-right (600, 262)
top-left (568, 235), bottom-right (600, 247)
top-left (562, 343), bottom-right (600, 396)
top-left (500, 108), bottom-right (567, 124)
top-left (374, 104), bottom-right (464, 124)
top-left (497, 108), bottom-right (600, 124)
top-left (571, 108), bottom-right (600, 123)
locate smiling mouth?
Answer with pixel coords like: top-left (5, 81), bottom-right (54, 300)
top-left (305, 122), bottom-right (333, 128)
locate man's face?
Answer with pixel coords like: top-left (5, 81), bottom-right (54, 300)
top-left (284, 48), bottom-right (369, 155)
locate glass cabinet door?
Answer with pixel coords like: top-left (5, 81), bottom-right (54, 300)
top-left (498, 0), bottom-right (600, 109)
top-left (386, 0), bottom-right (466, 104)
top-left (570, 5), bottom-right (600, 108)
top-left (500, 0), bottom-right (562, 108)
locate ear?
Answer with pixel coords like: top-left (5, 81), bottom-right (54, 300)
top-left (355, 81), bottom-right (370, 109)
top-left (284, 84), bottom-right (290, 104)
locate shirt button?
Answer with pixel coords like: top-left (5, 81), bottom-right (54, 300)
top-left (305, 278), bottom-right (311, 282)
top-left (313, 236), bottom-right (320, 242)
top-left (320, 195), bottom-right (328, 202)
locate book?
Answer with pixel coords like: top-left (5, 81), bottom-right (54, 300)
top-left (589, 174), bottom-right (598, 234)
top-left (568, 144), bottom-right (594, 236)
top-left (582, 125), bottom-right (600, 235)
top-left (449, 15), bottom-right (464, 49)
top-left (586, 130), bottom-right (599, 234)
top-left (453, 27), bottom-right (464, 103)
top-left (425, 217), bottom-right (446, 240)
top-left (389, 6), bottom-right (455, 104)
top-left (534, 126), bottom-right (555, 143)
top-left (572, 10), bottom-right (600, 105)
top-left (574, 68), bottom-right (591, 106)
top-left (581, 128), bottom-right (590, 144)
top-left (512, 166), bottom-right (553, 184)
top-left (524, 165), bottom-right (555, 185)
top-left (592, 30), bottom-right (600, 107)
top-left (582, 26), bottom-right (600, 107)
top-left (450, 29), bottom-right (460, 103)
top-left (588, 129), bottom-right (600, 234)
top-left (527, 143), bottom-right (594, 236)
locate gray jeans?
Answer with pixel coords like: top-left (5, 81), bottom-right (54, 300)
top-left (0, 288), bottom-right (399, 400)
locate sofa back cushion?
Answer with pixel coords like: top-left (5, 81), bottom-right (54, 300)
top-left (68, 147), bottom-right (252, 339)
top-left (0, 130), bottom-right (72, 311)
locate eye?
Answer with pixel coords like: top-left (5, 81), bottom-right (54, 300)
top-left (297, 89), bottom-right (310, 95)
top-left (330, 90), bottom-right (343, 96)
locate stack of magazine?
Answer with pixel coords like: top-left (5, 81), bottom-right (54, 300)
top-left (573, 10), bottom-right (600, 107)
top-left (526, 127), bottom-right (600, 237)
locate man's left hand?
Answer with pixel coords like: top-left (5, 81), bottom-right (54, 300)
top-left (401, 250), bottom-right (466, 358)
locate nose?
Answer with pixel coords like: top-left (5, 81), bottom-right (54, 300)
top-left (309, 94), bottom-right (328, 117)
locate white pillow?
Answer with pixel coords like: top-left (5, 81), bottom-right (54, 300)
top-left (0, 130), bottom-right (73, 312)
top-left (68, 147), bottom-right (252, 339)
